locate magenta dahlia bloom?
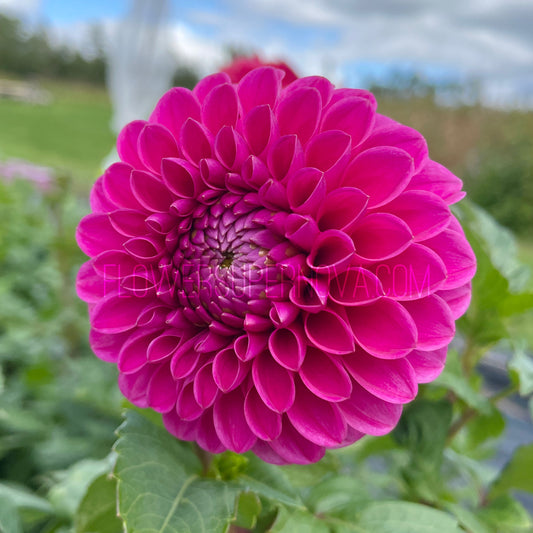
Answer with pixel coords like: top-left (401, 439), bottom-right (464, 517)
top-left (76, 67), bottom-right (476, 464)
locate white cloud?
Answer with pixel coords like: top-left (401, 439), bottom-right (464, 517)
top-left (0, 0), bottom-right (40, 15)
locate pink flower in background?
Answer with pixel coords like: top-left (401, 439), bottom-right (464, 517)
top-left (76, 67), bottom-right (475, 464)
top-left (221, 54), bottom-right (298, 86)
top-left (0, 159), bottom-right (54, 191)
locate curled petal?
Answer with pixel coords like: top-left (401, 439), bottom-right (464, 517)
top-left (118, 365), bottom-right (155, 408)
top-left (351, 213), bottom-right (412, 262)
top-left (131, 170), bottom-right (174, 212)
top-left (346, 298), bottom-right (417, 359)
top-left (267, 134), bottom-right (304, 182)
top-left (276, 86), bottom-right (321, 145)
top-left (305, 130), bottom-right (351, 189)
top-left (237, 66), bottom-right (284, 114)
top-left (213, 347), bottom-right (249, 392)
top-left (402, 294), bottom-right (455, 350)
top-left (269, 323), bottom-right (307, 370)
top-left (300, 347), bottom-right (352, 401)
top-left (147, 363), bottom-right (178, 413)
top-left (373, 243), bottom-right (447, 301)
top-left (359, 120), bottom-right (428, 172)
top-left (407, 160), bottom-right (465, 205)
top-left (213, 389), bottom-right (257, 453)
top-left (384, 190), bottom-right (451, 241)
top-left (329, 267), bottom-right (384, 306)
top-left (245, 388), bottom-right (283, 441)
top-left (202, 83), bottom-right (239, 133)
top-left (406, 347), bottom-right (447, 383)
top-left (193, 363), bottom-right (219, 408)
top-left (437, 282), bottom-right (472, 319)
top-left (285, 213), bottom-right (319, 251)
top-left (76, 261), bottom-right (108, 303)
top-left (147, 330), bottom-right (181, 362)
top-left (287, 380), bottom-right (347, 447)
top-left (289, 275), bottom-right (328, 312)
top-left (343, 347), bottom-right (418, 404)
top-left (286, 167), bottom-right (326, 216)
top-left (193, 71), bottom-right (231, 101)
top-left (109, 209), bottom-right (147, 237)
top-left (244, 104), bottom-right (279, 157)
top-left (423, 229), bottom-right (476, 290)
top-left (176, 381), bottom-right (203, 421)
top-left (89, 329), bottom-right (128, 363)
top-left (180, 118), bottom-right (213, 165)
top-left (252, 351), bottom-right (295, 413)
top-left (77, 213), bottom-right (125, 258)
top-left (150, 87), bottom-right (201, 138)
top-left (103, 162), bottom-right (142, 210)
top-left (138, 123), bottom-right (180, 174)
top-left (285, 75), bottom-right (334, 106)
top-left (321, 94), bottom-right (375, 147)
top-left (162, 157), bottom-right (202, 198)
top-left (270, 420), bottom-right (325, 464)
top-left (91, 293), bottom-right (150, 334)
top-left (214, 126), bottom-right (248, 171)
top-left (305, 309), bottom-right (355, 355)
top-left (307, 229), bottom-right (355, 273)
top-left (117, 120), bottom-right (147, 169)
top-left (234, 331), bottom-right (269, 362)
top-left (342, 146), bottom-right (414, 208)
top-left (118, 328), bottom-right (159, 373)
top-left (339, 381), bottom-right (403, 436)
top-left (317, 187), bottom-right (368, 232)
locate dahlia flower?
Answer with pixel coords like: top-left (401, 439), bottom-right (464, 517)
top-left (221, 54), bottom-right (298, 86)
top-left (76, 67), bottom-right (476, 464)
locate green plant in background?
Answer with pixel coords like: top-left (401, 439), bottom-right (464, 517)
top-left (0, 169), bottom-right (532, 532)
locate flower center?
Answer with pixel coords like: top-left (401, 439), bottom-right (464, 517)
top-left (172, 198), bottom-right (281, 326)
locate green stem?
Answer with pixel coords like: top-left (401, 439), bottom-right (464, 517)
top-left (193, 443), bottom-right (213, 476)
top-left (446, 383), bottom-right (519, 445)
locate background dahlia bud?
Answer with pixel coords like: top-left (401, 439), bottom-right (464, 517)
top-left (221, 54), bottom-right (298, 86)
top-left (76, 66), bottom-right (476, 465)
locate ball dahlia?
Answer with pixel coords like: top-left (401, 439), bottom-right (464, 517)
top-left (76, 67), bottom-right (476, 464)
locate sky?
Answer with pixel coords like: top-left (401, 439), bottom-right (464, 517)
top-left (1, 0), bottom-right (533, 108)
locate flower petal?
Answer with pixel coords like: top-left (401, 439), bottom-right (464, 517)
top-left (238, 66), bottom-right (284, 114)
top-left (76, 213), bottom-right (125, 258)
top-left (147, 362), bottom-right (178, 413)
top-left (406, 347), bottom-right (448, 383)
top-left (346, 298), bottom-right (417, 358)
top-left (245, 388), bottom-right (283, 441)
top-left (287, 380), bottom-right (346, 447)
top-left (407, 160), bottom-right (465, 205)
top-left (202, 83), bottom-right (239, 133)
top-left (300, 347), bottom-right (352, 401)
top-left (343, 347), bottom-right (418, 404)
top-left (138, 123), bottom-right (180, 174)
top-left (402, 294), bottom-right (455, 350)
top-left (268, 323), bottom-right (306, 370)
top-left (338, 381), bottom-right (403, 436)
top-left (252, 351), bottom-right (295, 413)
top-left (150, 87), bottom-right (201, 138)
top-left (329, 267), bottom-right (384, 306)
top-left (351, 213), bottom-right (412, 262)
top-left (342, 146), bottom-right (413, 208)
top-left (317, 187), bottom-right (368, 232)
top-left (305, 309), bottom-right (355, 355)
top-left (276, 87), bottom-right (321, 145)
top-left (213, 389), bottom-right (257, 453)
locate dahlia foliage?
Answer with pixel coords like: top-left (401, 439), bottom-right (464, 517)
top-left (76, 67), bottom-right (476, 464)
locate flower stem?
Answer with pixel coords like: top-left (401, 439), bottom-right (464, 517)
top-left (193, 443), bottom-right (214, 476)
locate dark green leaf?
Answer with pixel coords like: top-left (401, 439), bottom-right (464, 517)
top-left (477, 495), bottom-right (532, 532)
top-left (490, 443), bottom-right (533, 498)
top-left (0, 495), bottom-right (22, 533)
top-left (434, 350), bottom-right (491, 413)
top-left (508, 344), bottom-right (533, 396)
top-left (233, 491), bottom-right (261, 530)
top-left (306, 476), bottom-right (369, 515)
top-left (114, 410), bottom-right (239, 533)
top-left (269, 506), bottom-right (330, 533)
top-left (75, 474), bottom-right (121, 533)
top-left (332, 501), bottom-right (461, 533)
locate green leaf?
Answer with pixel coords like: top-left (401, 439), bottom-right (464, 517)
top-left (461, 405), bottom-right (506, 452)
top-left (477, 495), bottom-right (532, 532)
top-left (233, 491), bottom-right (261, 530)
top-left (75, 474), bottom-right (121, 533)
top-left (490, 443), bottom-right (533, 498)
top-left (48, 455), bottom-right (114, 519)
top-left (444, 503), bottom-right (491, 533)
top-left (508, 344), bottom-right (533, 396)
top-left (0, 483), bottom-right (53, 529)
top-left (114, 410), bottom-right (239, 533)
top-left (393, 399), bottom-right (453, 502)
top-left (269, 506), bottom-right (330, 533)
top-left (434, 350), bottom-right (491, 414)
top-left (331, 501), bottom-right (461, 533)
top-left (306, 475), bottom-right (370, 515)
top-left (0, 495), bottom-right (22, 533)
top-left (239, 454), bottom-right (304, 509)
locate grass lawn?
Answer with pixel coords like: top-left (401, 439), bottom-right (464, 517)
top-left (0, 79), bottom-right (114, 190)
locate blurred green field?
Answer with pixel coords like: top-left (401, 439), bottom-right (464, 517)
top-left (0, 80), bottom-right (114, 187)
